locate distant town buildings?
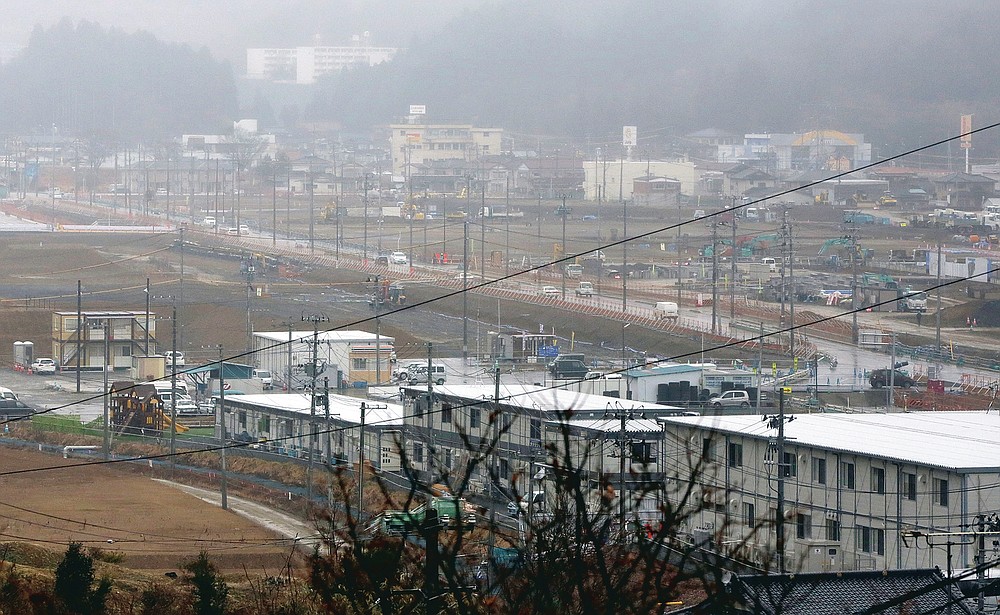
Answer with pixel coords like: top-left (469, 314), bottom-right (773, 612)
top-left (388, 121), bottom-right (503, 176)
top-left (246, 33), bottom-right (398, 84)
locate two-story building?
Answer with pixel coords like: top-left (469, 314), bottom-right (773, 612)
top-left (221, 392), bottom-right (404, 471)
top-left (657, 411), bottom-right (1000, 573)
top-left (251, 330), bottom-right (395, 390)
top-left (52, 310), bottom-right (157, 371)
top-left (398, 383), bottom-right (684, 520)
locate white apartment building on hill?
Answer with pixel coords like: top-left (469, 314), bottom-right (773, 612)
top-left (247, 35), bottom-right (398, 84)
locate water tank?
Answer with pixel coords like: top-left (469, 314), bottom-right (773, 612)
top-left (656, 383), bottom-right (670, 403)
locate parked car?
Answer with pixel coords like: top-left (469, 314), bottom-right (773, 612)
top-left (375, 254), bottom-right (390, 266)
top-left (164, 351), bottom-right (185, 368)
top-left (390, 251), bottom-right (409, 265)
top-left (708, 390), bottom-right (751, 409)
top-left (540, 285), bottom-right (560, 296)
top-left (548, 355), bottom-right (589, 379)
top-left (30, 358), bottom-right (57, 375)
top-left (225, 227), bottom-right (239, 235)
top-left (869, 369), bottom-right (916, 389)
top-left (238, 224), bottom-right (250, 235)
top-left (201, 216), bottom-right (217, 228)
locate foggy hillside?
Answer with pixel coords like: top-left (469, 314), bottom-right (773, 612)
top-left (308, 0), bottom-right (1000, 152)
top-left (3, 1), bottom-right (1000, 154)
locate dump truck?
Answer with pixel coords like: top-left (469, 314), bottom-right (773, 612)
top-left (370, 496), bottom-right (476, 535)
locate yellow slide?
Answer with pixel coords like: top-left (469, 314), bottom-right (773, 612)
top-left (159, 410), bottom-right (189, 433)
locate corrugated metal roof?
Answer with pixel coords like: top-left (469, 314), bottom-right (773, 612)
top-left (564, 417), bottom-right (663, 433)
top-left (404, 383), bottom-right (683, 415)
top-left (253, 330), bottom-right (395, 344)
top-left (658, 411), bottom-right (1000, 471)
top-left (223, 392), bottom-right (405, 426)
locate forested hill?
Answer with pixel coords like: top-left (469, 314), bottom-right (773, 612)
top-left (0, 19), bottom-right (237, 139)
top-left (307, 0), bottom-right (1000, 152)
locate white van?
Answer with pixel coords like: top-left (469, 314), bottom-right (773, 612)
top-left (253, 369), bottom-right (273, 390)
top-left (151, 379), bottom-right (189, 396)
top-left (653, 301), bottom-right (679, 320)
top-left (408, 364), bottom-right (447, 385)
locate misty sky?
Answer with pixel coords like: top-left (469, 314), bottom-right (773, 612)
top-left (0, 0), bottom-right (484, 65)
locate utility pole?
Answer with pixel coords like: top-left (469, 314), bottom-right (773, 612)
top-left (308, 164), bottom-right (315, 254)
top-left (711, 218), bottom-right (719, 335)
top-left (779, 214), bottom-right (787, 336)
top-left (102, 318), bottom-right (109, 460)
top-left (462, 221), bottom-right (469, 372)
top-left (786, 209), bottom-right (795, 358)
top-left (170, 302), bottom-right (177, 471)
top-left (935, 240), bottom-right (942, 356)
top-left (730, 198), bottom-right (737, 323)
top-left (505, 176), bottom-right (511, 278)
top-left (245, 262), bottom-right (255, 351)
top-left (848, 219), bottom-right (860, 344)
top-left (622, 197), bottom-right (628, 314)
top-left (487, 361), bottom-right (500, 587)
top-left (76, 280), bottom-right (82, 393)
top-left (480, 184), bottom-right (486, 280)
top-left (361, 173), bottom-right (368, 265)
top-left (217, 345), bottom-right (228, 510)
top-left (765, 389), bottom-right (794, 574)
top-left (561, 195), bottom-right (567, 299)
top-left (144, 278), bottom-right (150, 355)
top-left (358, 401), bottom-right (366, 519)
top-left (426, 342), bottom-right (435, 471)
top-left (303, 312), bottom-right (329, 505)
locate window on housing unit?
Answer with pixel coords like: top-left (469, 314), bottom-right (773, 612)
top-left (702, 437), bottom-right (714, 461)
top-left (441, 404), bottom-right (452, 424)
top-left (840, 461), bottom-right (856, 490)
top-left (121, 345), bottom-right (131, 356)
top-left (444, 448), bottom-right (452, 470)
top-left (631, 442), bottom-right (653, 464)
top-left (871, 467), bottom-right (886, 494)
top-left (530, 418), bottom-right (541, 441)
top-left (811, 457), bottom-right (826, 484)
top-left (728, 442), bottom-right (743, 468)
top-left (904, 472), bottom-right (917, 501)
top-left (934, 478), bottom-right (949, 507)
top-left (781, 452), bottom-right (797, 478)
top-left (238, 410), bottom-right (246, 428)
top-left (858, 526), bottom-right (871, 552)
top-left (413, 442), bottom-right (424, 464)
top-left (826, 517), bottom-right (840, 541)
top-left (499, 458), bottom-right (509, 479)
top-left (743, 502), bottom-right (755, 528)
top-left (796, 513), bottom-right (812, 539)
top-left (470, 407), bottom-right (481, 429)
top-left (352, 357), bottom-right (367, 370)
top-left (874, 528), bottom-right (885, 555)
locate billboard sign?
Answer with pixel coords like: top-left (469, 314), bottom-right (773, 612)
top-left (623, 125), bottom-right (637, 148)
top-left (961, 114), bottom-right (972, 149)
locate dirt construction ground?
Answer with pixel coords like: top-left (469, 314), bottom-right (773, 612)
top-left (0, 445), bottom-right (295, 573)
